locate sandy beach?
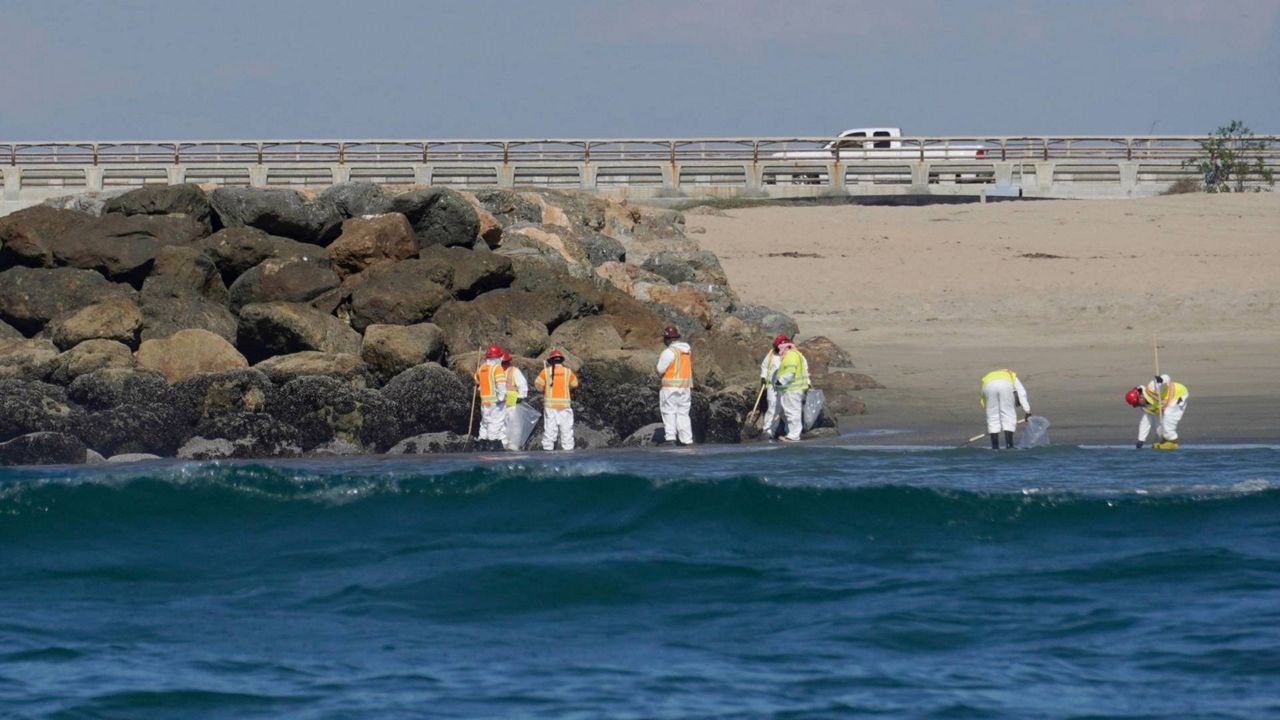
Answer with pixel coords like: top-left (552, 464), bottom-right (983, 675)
top-left (691, 194), bottom-right (1280, 445)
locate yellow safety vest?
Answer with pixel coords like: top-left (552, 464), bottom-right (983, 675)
top-left (775, 349), bottom-right (810, 392)
top-left (1142, 382), bottom-right (1188, 415)
top-left (475, 362), bottom-right (503, 405)
top-left (980, 369), bottom-right (1017, 405)
top-left (535, 366), bottom-right (579, 409)
top-left (661, 348), bottom-right (693, 388)
top-left (503, 367), bottom-right (520, 407)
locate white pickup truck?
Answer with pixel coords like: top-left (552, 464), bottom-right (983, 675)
top-left (771, 127), bottom-right (987, 160)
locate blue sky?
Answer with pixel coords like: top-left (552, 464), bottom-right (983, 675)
top-left (1, 0), bottom-right (1276, 140)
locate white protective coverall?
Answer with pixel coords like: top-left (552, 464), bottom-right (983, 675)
top-left (773, 345), bottom-right (810, 441)
top-left (656, 341), bottom-right (694, 445)
top-left (502, 365), bottom-right (529, 450)
top-left (981, 370), bottom-right (1030, 434)
top-left (759, 349), bottom-right (782, 438)
top-left (1138, 374), bottom-right (1189, 443)
top-left (477, 358), bottom-right (507, 443)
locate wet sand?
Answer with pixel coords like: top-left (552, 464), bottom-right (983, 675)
top-left (691, 194), bottom-right (1280, 445)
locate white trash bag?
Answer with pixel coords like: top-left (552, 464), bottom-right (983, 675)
top-left (802, 389), bottom-right (825, 432)
top-left (506, 403), bottom-right (541, 450)
top-left (1015, 415), bottom-right (1051, 449)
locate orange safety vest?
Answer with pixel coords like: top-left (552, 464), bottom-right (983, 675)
top-left (535, 365), bottom-right (579, 409)
top-left (661, 348), bottom-right (693, 388)
top-left (475, 362), bottom-right (503, 405)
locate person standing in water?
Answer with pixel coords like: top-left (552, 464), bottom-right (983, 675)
top-left (656, 326), bottom-right (694, 445)
top-left (980, 368), bottom-right (1031, 449)
top-left (1127, 374), bottom-right (1189, 449)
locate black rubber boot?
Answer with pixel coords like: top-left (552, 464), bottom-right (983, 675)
top-left (990, 433), bottom-right (1000, 450)
top-left (1004, 431), bottom-right (1015, 449)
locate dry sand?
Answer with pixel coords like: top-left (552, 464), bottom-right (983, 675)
top-left (690, 194), bottom-right (1280, 444)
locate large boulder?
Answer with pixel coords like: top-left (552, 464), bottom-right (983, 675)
top-left (0, 432), bottom-right (87, 466)
top-left (49, 213), bottom-right (207, 283)
top-left (267, 375), bottom-right (401, 451)
top-left (472, 189), bottom-right (544, 226)
top-left (102, 184), bottom-right (213, 232)
top-left (46, 297), bottom-right (143, 350)
top-left (574, 361), bottom-right (660, 440)
top-left (621, 422), bottom-right (667, 447)
top-left (0, 339), bottom-right (60, 381)
top-left (0, 205), bottom-right (93, 268)
top-left (189, 412), bottom-right (303, 458)
top-left (172, 368), bottom-right (272, 423)
top-left (0, 320), bottom-right (19, 340)
top-left (48, 339), bottom-right (136, 385)
top-left (327, 214), bottom-right (418, 278)
top-left (379, 363), bottom-right (471, 436)
top-left (387, 188), bottom-right (480, 249)
top-left (145, 246), bottom-right (229, 304)
top-left (66, 367), bottom-right (172, 411)
top-left (134, 329), bottom-right (248, 382)
top-left (387, 431), bottom-right (467, 454)
top-left (340, 260), bottom-right (452, 332)
top-left (469, 286), bottom-right (599, 333)
top-left (0, 380), bottom-right (84, 442)
top-left (208, 187), bottom-right (343, 245)
top-left (361, 323), bottom-right (445, 381)
top-left (136, 246), bottom-right (238, 343)
top-left (253, 351), bottom-right (371, 387)
top-left (548, 316), bottom-right (625, 359)
top-left (418, 245), bottom-right (514, 299)
top-left (732, 304), bottom-right (799, 341)
top-left (798, 336), bottom-right (854, 375)
top-left (227, 257), bottom-right (340, 313)
top-left (198, 227), bottom-right (328, 284)
top-left (432, 299), bottom-right (549, 358)
top-left (75, 403), bottom-right (190, 457)
top-left (315, 182), bottom-right (391, 218)
top-left (237, 302), bottom-right (361, 363)
top-left (703, 385), bottom-right (757, 444)
top-left (0, 266), bottom-right (135, 335)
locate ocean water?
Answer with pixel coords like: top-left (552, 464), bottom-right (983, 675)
top-left (2, 444), bottom-right (1278, 719)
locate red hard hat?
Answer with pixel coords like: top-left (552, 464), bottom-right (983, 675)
top-left (484, 343), bottom-right (504, 359)
top-left (1125, 387), bottom-right (1142, 407)
top-left (500, 350), bottom-right (512, 364)
top-left (662, 326), bottom-right (680, 339)
top-left (547, 349), bottom-right (565, 361)
top-left (772, 334), bottom-right (791, 347)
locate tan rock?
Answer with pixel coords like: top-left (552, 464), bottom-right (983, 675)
top-left (327, 214), bottom-right (419, 278)
top-left (135, 329), bottom-right (248, 383)
top-left (0, 338), bottom-right (60, 381)
top-left (521, 193), bottom-right (570, 227)
top-left (47, 297), bottom-right (143, 350)
top-left (253, 352), bottom-right (370, 387)
top-left (459, 192), bottom-right (504, 248)
top-left (361, 323), bottom-right (445, 380)
top-left (548, 316), bottom-right (624, 359)
top-left (646, 284), bottom-right (715, 328)
top-left (50, 339), bottom-right (136, 384)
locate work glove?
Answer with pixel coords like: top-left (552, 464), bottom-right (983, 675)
top-left (760, 378), bottom-right (768, 387)
top-left (1135, 441), bottom-right (1143, 449)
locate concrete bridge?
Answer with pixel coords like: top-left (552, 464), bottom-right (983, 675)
top-left (2, 134), bottom-right (1276, 215)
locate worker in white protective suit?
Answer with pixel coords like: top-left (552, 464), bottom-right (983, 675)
top-left (656, 326), bottom-right (694, 445)
top-left (1126, 374), bottom-right (1189, 450)
top-left (534, 349), bottom-right (579, 451)
top-left (473, 343), bottom-right (507, 451)
top-left (980, 368), bottom-right (1031, 449)
top-left (758, 334), bottom-right (790, 439)
top-left (772, 341), bottom-right (810, 442)
top-left (500, 351), bottom-right (529, 451)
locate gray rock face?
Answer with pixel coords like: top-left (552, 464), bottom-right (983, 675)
top-left (387, 188), bottom-right (480, 248)
top-left (387, 431), bottom-right (467, 454)
top-left (621, 422), bottom-right (667, 447)
top-left (199, 227), bottom-right (329, 285)
top-left (146, 246), bottom-right (229, 304)
top-left (315, 182), bottom-right (391, 219)
top-left (573, 425), bottom-right (619, 450)
top-left (0, 266), bottom-right (135, 335)
top-left (418, 245), bottom-right (514, 300)
top-left (67, 367), bottom-right (172, 411)
top-left (575, 362), bottom-right (660, 440)
top-left (472, 189), bottom-right (544, 226)
top-left (176, 437), bottom-right (238, 460)
top-left (579, 232), bottom-right (626, 266)
top-left (641, 251), bottom-right (697, 284)
top-left (379, 363), bottom-right (471, 436)
top-left (192, 412), bottom-right (303, 458)
top-left (0, 320), bottom-right (20, 340)
top-left (209, 187), bottom-right (343, 245)
top-left (103, 184), bottom-right (213, 231)
top-left (0, 380), bottom-right (84, 442)
top-left (0, 431), bottom-right (87, 466)
top-left (173, 368), bottom-right (273, 424)
top-left (0, 205), bottom-right (93, 268)
top-left (731, 304), bottom-right (799, 341)
top-left (268, 375), bottom-right (402, 451)
top-left (237, 302), bottom-right (362, 363)
top-left (432, 299), bottom-right (548, 359)
top-left (228, 257), bottom-right (340, 314)
top-left (137, 264), bottom-right (238, 344)
top-left (75, 403), bottom-right (190, 456)
top-left (106, 453), bottom-right (163, 463)
top-left (49, 213), bottom-right (207, 283)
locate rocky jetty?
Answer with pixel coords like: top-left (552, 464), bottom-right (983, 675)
top-left (0, 183), bottom-right (870, 464)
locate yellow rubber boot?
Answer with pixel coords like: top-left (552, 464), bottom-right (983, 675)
top-left (1153, 440), bottom-right (1180, 450)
